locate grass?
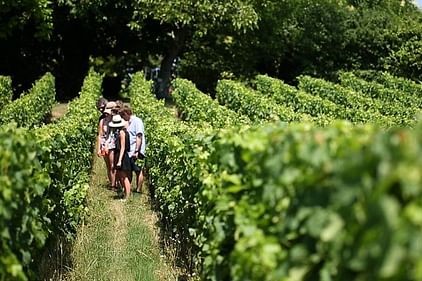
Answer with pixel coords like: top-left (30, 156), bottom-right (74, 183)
top-left (65, 154), bottom-right (176, 281)
top-left (50, 103), bottom-right (69, 122)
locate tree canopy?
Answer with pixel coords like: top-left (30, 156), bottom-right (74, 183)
top-left (0, 0), bottom-right (53, 39)
top-left (0, 0), bottom-right (421, 99)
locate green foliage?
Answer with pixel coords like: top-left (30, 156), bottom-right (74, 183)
top-left (4, 0), bottom-right (422, 100)
top-left (36, 69), bottom-right (102, 236)
top-left (180, 0), bottom-right (351, 84)
top-left (256, 74), bottom-right (393, 125)
top-left (339, 72), bottom-right (422, 121)
top-left (129, 72), bottom-right (206, 271)
top-left (201, 121), bottom-right (422, 280)
top-left (346, 0), bottom-right (415, 10)
top-left (0, 125), bottom-right (51, 281)
top-left (128, 72), bottom-right (422, 280)
top-left (340, 71), bottom-right (422, 107)
top-left (127, 72), bottom-right (173, 130)
top-left (129, 0), bottom-right (259, 98)
top-left (179, 0), bottom-right (422, 90)
top-left (0, 76), bottom-right (13, 110)
top-left (172, 78), bottom-right (250, 127)
top-left (0, 0), bottom-right (53, 39)
top-left (0, 73), bottom-right (55, 128)
top-left (0, 70), bottom-right (101, 280)
top-left (354, 70), bottom-right (422, 98)
top-left (130, 0), bottom-right (258, 32)
top-left (383, 33), bottom-right (422, 81)
top-left (217, 79), bottom-right (333, 126)
top-left (340, 3), bottom-right (422, 83)
top-left (255, 74), bottom-right (341, 119)
top-left (274, 0), bottom-right (348, 77)
top-left (298, 75), bottom-right (401, 126)
top-left (216, 79), bottom-right (299, 123)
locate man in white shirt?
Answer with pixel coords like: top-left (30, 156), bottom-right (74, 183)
top-left (119, 104), bottom-right (146, 193)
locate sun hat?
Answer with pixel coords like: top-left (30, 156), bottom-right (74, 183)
top-left (109, 114), bottom-right (127, 128)
top-left (104, 101), bottom-right (117, 114)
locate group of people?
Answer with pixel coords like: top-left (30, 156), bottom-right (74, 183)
top-left (96, 98), bottom-right (146, 200)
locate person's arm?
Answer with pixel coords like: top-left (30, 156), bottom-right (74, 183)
top-left (134, 133), bottom-right (142, 158)
top-left (133, 118), bottom-right (144, 158)
top-left (97, 119), bottom-right (104, 156)
top-left (117, 130), bottom-right (125, 167)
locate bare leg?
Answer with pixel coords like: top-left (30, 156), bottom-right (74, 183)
top-left (135, 169), bottom-right (144, 193)
top-left (103, 156), bottom-right (112, 186)
top-left (120, 171), bottom-right (131, 199)
top-left (108, 150), bottom-right (116, 188)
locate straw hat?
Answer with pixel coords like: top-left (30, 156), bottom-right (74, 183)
top-left (109, 114), bottom-right (127, 128)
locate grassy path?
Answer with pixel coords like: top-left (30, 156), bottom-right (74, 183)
top-left (50, 103), bottom-right (68, 122)
top-left (66, 153), bottom-right (175, 281)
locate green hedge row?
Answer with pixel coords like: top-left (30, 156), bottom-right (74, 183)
top-left (0, 126), bottom-right (51, 281)
top-left (255, 74), bottom-right (341, 119)
top-left (128, 72), bottom-right (174, 131)
top-left (130, 74), bottom-right (422, 280)
top-left (172, 78), bottom-right (251, 128)
top-left (130, 73), bottom-right (422, 280)
top-left (298, 76), bottom-right (401, 127)
top-left (129, 72), bottom-right (207, 271)
top-left (0, 75), bottom-right (12, 110)
top-left (0, 73), bottom-right (55, 128)
top-left (199, 121), bottom-right (422, 281)
top-left (354, 70), bottom-right (422, 99)
top-left (0, 70), bottom-right (102, 281)
top-left (216, 79), bottom-right (303, 124)
top-left (36, 69), bottom-right (102, 236)
top-left (339, 72), bottom-right (420, 121)
top-left (340, 72), bottom-right (422, 108)
top-left (217, 79), bottom-right (333, 125)
top-left (254, 74), bottom-right (389, 126)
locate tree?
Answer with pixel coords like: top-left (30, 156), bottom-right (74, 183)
top-left (179, 0), bottom-right (350, 86)
top-left (56, 0), bottom-right (258, 97)
top-left (382, 22), bottom-right (422, 81)
top-left (0, 0), bottom-right (53, 39)
top-left (179, 0), bottom-right (422, 89)
top-left (129, 0), bottom-right (258, 97)
top-left (0, 0), bottom-right (55, 96)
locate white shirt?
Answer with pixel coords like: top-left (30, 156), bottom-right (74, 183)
top-left (127, 115), bottom-right (146, 157)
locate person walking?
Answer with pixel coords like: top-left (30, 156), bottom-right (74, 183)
top-left (109, 114), bottom-right (131, 200)
top-left (103, 101), bottom-right (118, 189)
top-left (119, 104), bottom-right (146, 193)
top-left (96, 97), bottom-right (108, 122)
top-left (96, 98), bottom-right (114, 186)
